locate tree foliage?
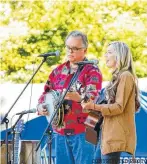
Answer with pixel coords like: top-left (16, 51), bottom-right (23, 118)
top-left (0, 0), bottom-right (147, 83)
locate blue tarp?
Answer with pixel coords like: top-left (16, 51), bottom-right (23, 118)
top-left (1, 91), bottom-right (147, 159)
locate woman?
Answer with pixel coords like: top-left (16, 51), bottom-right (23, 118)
top-left (81, 41), bottom-right (140, 164)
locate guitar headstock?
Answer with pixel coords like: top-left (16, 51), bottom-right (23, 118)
top-left (14, 119), bottom-right (24, 134)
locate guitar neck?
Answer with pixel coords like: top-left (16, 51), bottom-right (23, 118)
top-left (12, 133), bottom-right (21, 164)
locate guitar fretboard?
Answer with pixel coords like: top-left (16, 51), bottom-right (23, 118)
top-left (12, 133), bottom-right (21, 164)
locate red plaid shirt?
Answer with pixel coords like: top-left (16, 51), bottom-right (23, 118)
top-left (39, 61), bottom-right (102, 135)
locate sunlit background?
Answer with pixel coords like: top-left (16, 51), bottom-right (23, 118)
top-left (0, 1), bottom-right (147, 163)
top-left (0, 0), bottom-right (147, 84)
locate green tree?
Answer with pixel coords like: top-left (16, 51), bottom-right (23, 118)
top-left (0, 0), bottom-right (147, 83)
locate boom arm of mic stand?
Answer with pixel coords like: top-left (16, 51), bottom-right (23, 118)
top-left (8, 114), bottom-right (24, 136)
top-left (35, 64), bottom-right (84, 152)
top-left (0, 57), bottom-right (47, 164)
top-left (0, 114), bottom-right (23, 147)
top-left (1, 57), bottom-right (47, 125)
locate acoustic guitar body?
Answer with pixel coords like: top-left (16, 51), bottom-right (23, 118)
top-left (84, 111), bottom-right (103, 145)
top-left (83, 88), bottom-right (107, 145)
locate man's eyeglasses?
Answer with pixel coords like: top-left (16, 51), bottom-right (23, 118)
top-left (65, 45), bottom-right (85, 53)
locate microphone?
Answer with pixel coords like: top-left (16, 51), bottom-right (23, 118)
top-left (38, 50), bottom-right (60, 57)
top-left (15, 108), bottom-right (36, 115)
top-left (75, 60), bottom-right (98, 65)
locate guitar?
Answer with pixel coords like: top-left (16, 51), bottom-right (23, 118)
top-left (84, 89), bottom-right (107, 145)
top-left (11, 119), bottom-right (24, 164)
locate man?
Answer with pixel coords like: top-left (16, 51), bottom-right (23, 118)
top-left (38, 30), bottom-right (102, 164)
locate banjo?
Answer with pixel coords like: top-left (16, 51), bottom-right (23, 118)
top-left (37, 90), bottom-right (64, 127)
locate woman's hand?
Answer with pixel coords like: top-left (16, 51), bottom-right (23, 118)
top-left (65, 91), bottom-right (82, 102)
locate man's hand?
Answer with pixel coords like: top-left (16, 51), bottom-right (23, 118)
top-left (65, 91), bottom-right (82, 102)
top-left (37, 103), bottom-right (49, 116)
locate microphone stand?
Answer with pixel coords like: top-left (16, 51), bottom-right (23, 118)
top-left (0, 57), bottom-right (47, 164)
top-left (8, 114), bottom-right (24, 163)
top-left (35, 64), bottom-right (84, 164)
top-left (48, 129), bottom-right (53, 164)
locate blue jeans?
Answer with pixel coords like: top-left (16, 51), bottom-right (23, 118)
top-left (54, 132), bottom-right (95, 164)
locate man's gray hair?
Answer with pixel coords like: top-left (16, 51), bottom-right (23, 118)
top-left (65, 30), bottom-right (88, 48)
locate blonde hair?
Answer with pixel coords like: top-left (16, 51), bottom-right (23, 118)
top-left (106, 41), bottom-right (140, 111)
top-left (109, 41), bottom-right (135, 76)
